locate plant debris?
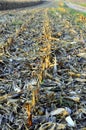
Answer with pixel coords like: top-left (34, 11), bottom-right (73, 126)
top-left (0, 1), bottom-right (86, 130)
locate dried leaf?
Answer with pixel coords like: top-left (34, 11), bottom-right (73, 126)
top-left (39, 122), bottom-right (66, 130)
top-left (81, 128), bottom-right (86, 130)
top-left (53, 56), bottom-right (58, 77)
top-left (32, 90), bottom-right (36, 107)
top-left (57, 123), bottom-right (66, 130)
top-left (75, 78), bottom-right (86, 82)
top-left (77, 53), bottom-right (86, 59)
top-left (39, 122), bottom-right (56, 130)
top-left (65, 116), bottom-right (76, 127)
top-left (65, 96), bottom-right (80, 103)
top-left (79, 108), bottom-right (86, 114)
top-left (45, 109), bottom-right (49, 121)
top-left (50, 108), bottom-right (68, 116)
top-left (65, 107), bottom-right (72, 114)
top-left (68, 71), bottom-right (81, 78)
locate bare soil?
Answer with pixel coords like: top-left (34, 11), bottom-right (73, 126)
top-left (67, 0), bottom-right (86, 4)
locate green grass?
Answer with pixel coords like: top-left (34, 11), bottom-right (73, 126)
top-left (67, 0), bottom-right (86, 6)
top-left (49, 1), bottom-right (86, 29)
top-left (79, 3), bottom-right (86, 7)
top-left (49, 2), bottom-right (86, 19)
top-left (64, 3), bottom-right (86, 17)
top-left (67, 7), bottom-right (86, 16)
top-left (71, 2), bottom-right (86, 7)
top-left (12, 20), bottom-right (23, 25)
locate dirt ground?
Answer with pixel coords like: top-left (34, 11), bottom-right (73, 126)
top-left (67, 0), bottom-right (86, 4)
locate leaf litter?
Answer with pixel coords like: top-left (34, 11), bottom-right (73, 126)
top-left (0, 4), bottom-right (86, 130)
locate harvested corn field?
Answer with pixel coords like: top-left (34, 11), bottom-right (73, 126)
top-left (0, 0), bottom-right (86, 130)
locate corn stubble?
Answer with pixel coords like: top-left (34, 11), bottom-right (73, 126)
top-left (24, 9), bottom-right (58, 126)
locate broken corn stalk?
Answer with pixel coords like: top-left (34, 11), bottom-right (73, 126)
top-left (68, 71), bottom-right (81, 78)
top-left (24, 103), bottom-right (32, 126)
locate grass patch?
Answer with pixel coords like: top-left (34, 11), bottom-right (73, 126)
top-left (49, 1), bottom-right (86, 29)
top-left (67, 0), bottom-right (86, 7)
top-left (79, 3), bottom-right (86, 7)
top-left (12, 20), bottom-right (23, 25)
top-left (62, 4), bottom-right (86, 28)
top-left (64, 3), bottom-right (86, 16)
